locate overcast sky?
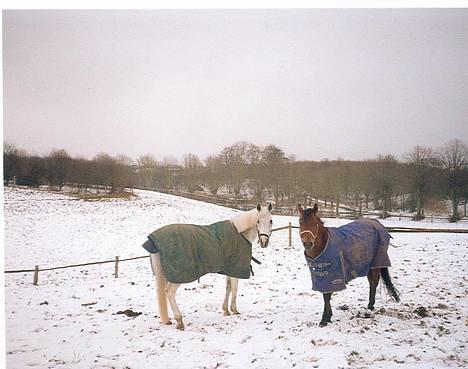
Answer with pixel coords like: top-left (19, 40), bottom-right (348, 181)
top-left (3, 9), bottom-right (468, 162)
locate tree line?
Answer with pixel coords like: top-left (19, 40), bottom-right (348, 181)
top-left (3, 139), bottom-right (468, 221)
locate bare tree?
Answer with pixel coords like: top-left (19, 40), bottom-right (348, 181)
top-left (183, 153), bottom-right (202, 170)
top-left (46, 149), bottom-right (71, 189)
top-left (205, 154), bottom-right (224, 196)
top-left (221, 142), bottom-right (249, 204)
top-left (439, 139), bottom-right (468, 221)
top-left (406, 145), bottom-right (436, 219)
top-left (348, 161), bottom-right (370, 214)
top-left (329, 160), bottom-right (351, 217)
top-left (245, 143), bottom-right (264, 201)
top-left (21, 155), bottom-right (46, 187)
top-left (282, 156), bottom-right (296, 207)
top-left (116, 154), bottom-right (135, 190)
top-left (3, 142), bottom-right (21, 184)
top-left (261, 144), bottom-right (288, 206)
top-left (161, 155), bottom-right (179, 167)
top-left (137, 154), bottom-right (158, 188)
top-left (68, 156), bottom-right (92, 192)
top-left (92, 153), bottom-right (120, 192)
top-left (373, 154), bottom-right (398, 218)
top-left (183, 153), bottom-right (203, 192)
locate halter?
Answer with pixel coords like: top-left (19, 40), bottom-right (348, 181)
top-left (300, 224), bottom-right (319, 250)
top-left (300, 229), bottom-right (317, 240)
top-left (256, 224), bottom-right (271, 246)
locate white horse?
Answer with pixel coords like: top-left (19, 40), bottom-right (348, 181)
top-left (148, 203), bottom-right (273, 330)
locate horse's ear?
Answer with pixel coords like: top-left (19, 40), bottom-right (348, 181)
top-left (257, 203), bottom-right (261, 212)
top-left (297, 203), bottom-right (304, 215)
top-left (312, 203), bottom-right (318, 214)
top-left (268, 203), bottom-right (273, 212)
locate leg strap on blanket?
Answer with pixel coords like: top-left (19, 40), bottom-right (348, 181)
top-left (251, 256), bottom-right (261, 265)
top-left (250, 256), bottom-right (262, 276)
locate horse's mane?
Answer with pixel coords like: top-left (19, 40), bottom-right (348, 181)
top-left (303, 208), bottom-right (324, 225)
top-left (230, 209), bottom-right (257, 233)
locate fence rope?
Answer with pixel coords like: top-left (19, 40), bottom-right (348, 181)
top-left (4, 225), bottom-right (468, 281)
top-left (4, 255), bottom-right (149, 274)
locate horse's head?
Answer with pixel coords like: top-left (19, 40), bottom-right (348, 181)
top-left (297, 203), bottom-right (324, 252)
top-left (256, 203), bottom-right (273, 248)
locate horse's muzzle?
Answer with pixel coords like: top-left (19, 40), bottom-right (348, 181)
top-left (259, 234), bottom-right (270, 248)
top-left (302, 241), bottom-right (314, 251)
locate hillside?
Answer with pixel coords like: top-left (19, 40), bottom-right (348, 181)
top-left (4, 187), bottom-right (468, 369)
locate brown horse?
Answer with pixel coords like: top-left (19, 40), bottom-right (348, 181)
top-left (297, 203), bottom-right (400, 327)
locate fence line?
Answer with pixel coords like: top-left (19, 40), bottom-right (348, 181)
top-left (4, 224), bottom-right (468, 285)
top-left (385, 227), bottom-right (468, 233)
top-left (4, 255), bottom-right (149, 274)
top-left (135, 187), bottom-right (467, 222)
top-left (135, 186), bottom-right (253, 211)
top-left (5, 255), bottom-right (151, 285)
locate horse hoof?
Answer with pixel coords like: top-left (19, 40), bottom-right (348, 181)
top-left (231, 310), bottom-right (241, 315)
top-left (319, 320), bottom-right (328, 327)
top-left (223, 311), bottom-right (231, 316)
top-left (175, 317), bottom-right (185, 331)
top-left (161, 320), bottom-right (172, 325)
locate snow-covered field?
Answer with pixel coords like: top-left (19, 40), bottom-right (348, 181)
top-left (3, 187), bottom-right (468, 369)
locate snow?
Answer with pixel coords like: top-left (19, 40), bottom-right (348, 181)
top-left (4, 187), bottom-right (468, 369)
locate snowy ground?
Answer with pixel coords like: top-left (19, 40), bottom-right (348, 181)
top-left (3, 187), bottom-right (468, 369)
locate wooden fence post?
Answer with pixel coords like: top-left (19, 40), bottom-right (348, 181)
top-left (33, 265), bottom-right (39, 285)
top-left (288, 222), bottom-right (292, 247)
top-left (114, 256), bottom-right (119, 278)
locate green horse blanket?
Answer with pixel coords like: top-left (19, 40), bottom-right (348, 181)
top-left (142, 220), bottom-right (252, 284)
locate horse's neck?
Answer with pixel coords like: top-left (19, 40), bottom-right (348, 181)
top-left (305, 226), bottom-right (329, 259)
top-left (230, 210), bottom-right (257, 243)
top-left (241, 227), bottom-right (258, 244)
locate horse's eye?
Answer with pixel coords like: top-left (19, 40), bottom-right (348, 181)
top-left (270, 220), bottom-right (273, 224)
top-left (257, 220), bottom-right (260, 224)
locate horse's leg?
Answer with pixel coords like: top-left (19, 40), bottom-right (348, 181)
top-left (222, 276), bottom-right (232, 316)
top-left (166, 283), bottom-right (184, 330)
top-left (367, 268), bottom-right (381, 310)
top-left (319, 293), bottom-right (333, 327)
top-left (151, 254), bottom-right (171, 325)
top-left (229, 277), bottom-right (240, 315)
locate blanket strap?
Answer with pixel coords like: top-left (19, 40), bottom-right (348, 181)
top-left (250, 256), bottom-right (262, 277)
top-left (251, 256), bottom-right (262, 265)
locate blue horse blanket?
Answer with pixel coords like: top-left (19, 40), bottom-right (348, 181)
top-left (142, 220), bottom-right (252, 284)
top-left (305, 219), bottom-right (391, 293)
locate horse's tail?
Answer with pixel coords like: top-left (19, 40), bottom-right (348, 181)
top-left (380, 267), bottom-right (400, 302)
top-left (151, 253), bottom-right (170, 324)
